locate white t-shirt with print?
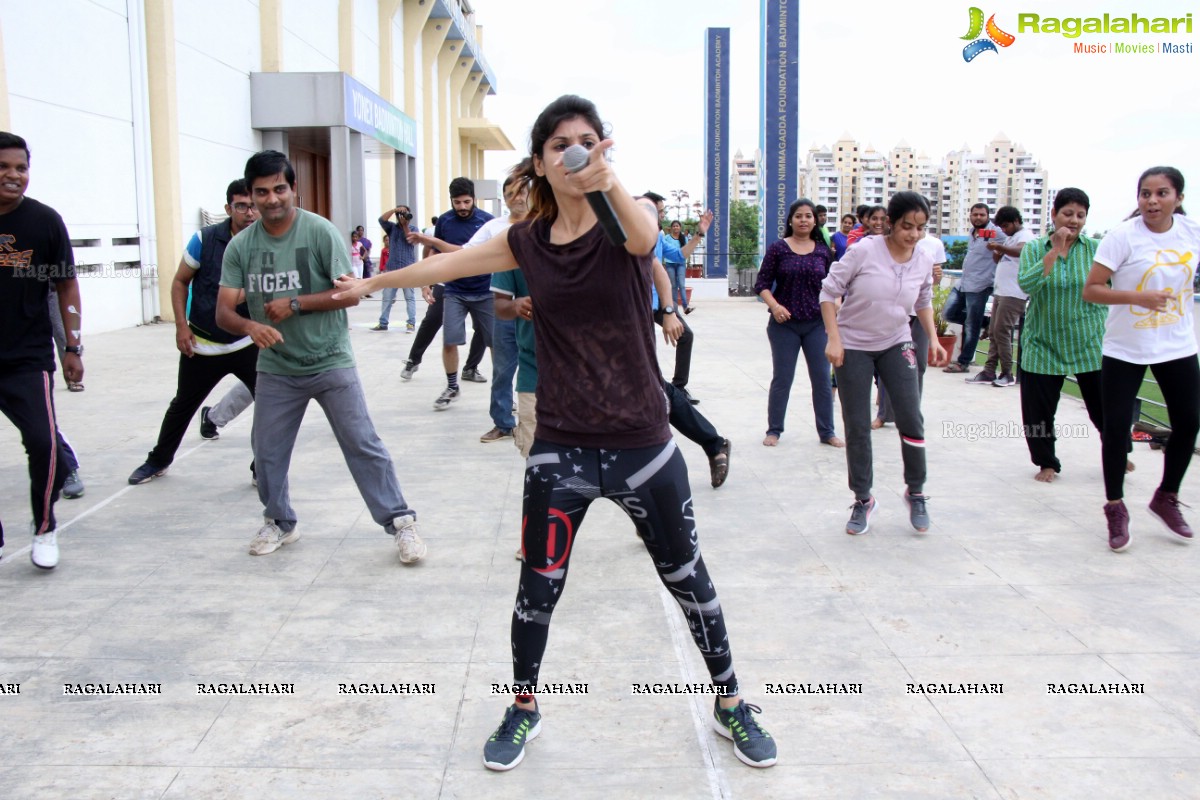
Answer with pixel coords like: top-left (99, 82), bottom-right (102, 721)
top-left (1094, 214), bottom-right (1200, 364)
top-left (993, 228), bottom-right (1035, 300)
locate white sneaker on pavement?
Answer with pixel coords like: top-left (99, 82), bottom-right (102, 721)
top-left (392, 514), bottom-right (426, 564)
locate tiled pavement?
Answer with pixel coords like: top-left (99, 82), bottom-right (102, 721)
top-left (2, 297), bottom-right (1198, 799)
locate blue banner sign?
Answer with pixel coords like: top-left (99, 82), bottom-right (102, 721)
top-left (343, 74), bottom-right (417, 156)
top-left (705, 28), bottom-right (730, 279)
top-left (759, 0), bottom-right (798, 250)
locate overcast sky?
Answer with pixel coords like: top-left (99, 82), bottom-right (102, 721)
top-left (479, 0), bottom-right (1197, 234)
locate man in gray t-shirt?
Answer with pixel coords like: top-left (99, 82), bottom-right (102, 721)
top-left (217, 149), bottom-right (425, 565)
top-left (944, 203), bottom-right (1006, 373)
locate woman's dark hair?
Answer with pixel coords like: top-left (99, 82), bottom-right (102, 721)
top-left (840, 213), bottom-right (856, 224)
top-left (1053, 187), bottom-right (1090, 214)
top-left (0, 131), bottom-right (30, 160)
top-left (1130, 166), bottom-right (1187, 218)
top-left (669, 220), bottom-right (686, 246)
top-left (885, 192), bottom-right (930, 224)
top-left (518, 95), bottom-right (610, 223)
top-left (783, 198), bottom-right (821, 241)
top-left (994, 205), bottom-right (1022, 226)
top-left (866, 204), bottom-right (887, 221)
top-left (244, 150), bottom-right (295, 190)
top-left (855, 204), bottom-right (870, 221)
top-left (225, 179), bottom-right (249, 205)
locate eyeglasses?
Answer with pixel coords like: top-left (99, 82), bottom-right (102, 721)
top-left (232, 203), bottom-right (254, 213)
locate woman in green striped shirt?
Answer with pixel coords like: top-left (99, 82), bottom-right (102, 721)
top-left (1017, 188), bottom-right (1108, 482)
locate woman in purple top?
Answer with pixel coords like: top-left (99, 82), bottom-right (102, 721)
top-left (755, 198), bottom-right (843, 447)
top-left (334, 94), bottom-right (776, 772)
top-left (820, 192), bottom-right (947, 536)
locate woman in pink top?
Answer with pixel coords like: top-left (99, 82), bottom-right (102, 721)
top-left (820, 192), bottom-right (946, 535)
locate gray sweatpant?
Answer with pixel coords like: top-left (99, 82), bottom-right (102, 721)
top-left (209, 381), bottom-right (254, 428)
top-left (252, 368), bottom-right (414, 532)
top-left (835, 342), bottom-right (926, 500)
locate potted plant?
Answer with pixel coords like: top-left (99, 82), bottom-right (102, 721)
top-left (930, 284), bottom-right (957, 365)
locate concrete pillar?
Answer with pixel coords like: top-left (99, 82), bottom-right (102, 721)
top-left (261, 130), bottom-right (288, 158)
top-left (330, 126), bottom-right (354, 248)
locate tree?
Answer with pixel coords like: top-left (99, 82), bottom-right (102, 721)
top-left (945, 240), bottom-right (969, 272)
top-left (729, 200), bottom-right (760, 274)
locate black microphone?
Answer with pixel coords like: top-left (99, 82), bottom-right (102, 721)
top-left (562, 144), bottom-right (627, 247)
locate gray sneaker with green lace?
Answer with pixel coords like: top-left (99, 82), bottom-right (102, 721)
top-left (711, 698), bottom-right (777, 767)
top-left (483, 702), bottom-right (542, 771)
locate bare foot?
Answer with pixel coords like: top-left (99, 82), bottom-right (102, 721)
top-left (1126, 459), bottom-right (1136, 473)
top-left (871, 418), bottom-right (885, 430)
top-left (1034, 468), bottom-right (1057, 483)
top-left (822, 436), bottom-right (846, 448)
top-left (763, 434), bottom-right (779, 447)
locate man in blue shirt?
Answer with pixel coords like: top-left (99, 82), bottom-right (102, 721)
top-left (372, 203), bottom-right (419, 331)
top-left (405, 177), bottom-right (494, 409)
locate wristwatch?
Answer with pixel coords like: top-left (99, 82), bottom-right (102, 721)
top-left (65, 345), bottom-right (84, 356)
top-left (289, 297), bottom-right (302, 314)
top-left (661, 305), bottom-right (676, 316)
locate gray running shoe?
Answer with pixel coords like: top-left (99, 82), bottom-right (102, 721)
top-left (846, 496), bottom-right (876, 535)
top-left (905, 492), bottom-right (930, 532)
top-left (433, 387), bottom-right (459, 411)
top-left (401, 361), bottom-right (418, 381)
top-left (711, 699), bottom-right (777, 768)
top-left (483, 703), bottom-right (542, 771)
top-left (992, 373), bottom-right (1016, 387)
top-left (248, 519), bottom-right (299, 556)
top-left (62, 470), bottom-right (85, 499)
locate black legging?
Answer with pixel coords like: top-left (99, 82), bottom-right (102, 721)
top-left (406, 284), bottom-right (485, 370)
top-left (513, 439), bottom-right (737, 694)
top-left (1101, 354), bottom-right (1200, 501)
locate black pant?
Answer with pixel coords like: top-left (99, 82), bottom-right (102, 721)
top-left (514, 440), bottom-right (738, 694)
top-left (653, 309), bottom-right (693, 388)
top-left (664, 380), bottom-right (722, 456)
top-left (1101, 354), bottom-right (1200, 501)
top-left (145, 347), bottom-right (258, 468)
top-left (1019, 370), bottom-right (1103, 473)
top-left (0, 369), bottom-right (69, 544)
top-left (406, 284), bottom-right (485, 370)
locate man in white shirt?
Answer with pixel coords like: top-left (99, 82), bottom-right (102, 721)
top-left (968, 206), bottom-right (1033, 387)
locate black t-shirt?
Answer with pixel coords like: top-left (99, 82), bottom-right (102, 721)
top-left (0, 197), bottom-right (75, 374)
top-left (506, 217), bottom-right (669, 449)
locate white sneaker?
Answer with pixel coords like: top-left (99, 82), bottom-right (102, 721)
top-left (31, 528), bottom-right (59, 570)
top-left (393, 514), bottom-right (426, 564)
top-left (248, 519), bottom-right (299, 556)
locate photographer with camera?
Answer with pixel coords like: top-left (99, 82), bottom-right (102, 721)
top-left (373, 203), bottom-right (420, 332)
top-left (943, 203), bottom-right (1006, 374)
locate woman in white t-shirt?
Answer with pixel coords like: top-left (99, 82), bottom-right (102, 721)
top-left (1083, 166), bottom-right (1200, 552)
top-left (349, 230), bottom-right (365, 279)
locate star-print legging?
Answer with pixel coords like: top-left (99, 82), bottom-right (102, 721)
top-left (512, 438), bottom-right (738, 695)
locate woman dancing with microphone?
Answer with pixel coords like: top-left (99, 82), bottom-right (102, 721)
top-left (334, 95), bottom-right (776, 772)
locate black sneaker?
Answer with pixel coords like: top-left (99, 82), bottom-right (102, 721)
top-left (482, 703), bottom-right (542, 771)
top-left (128, 462), bottom-right (168, 485)
top-left (711, 698), bottom-right (777, 768)
top-left (199, 406), bottom-right (219, 439)
top-left (965, 371), bottom-right (996, 385)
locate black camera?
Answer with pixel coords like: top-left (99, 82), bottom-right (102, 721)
top-left (397, 208), bottom-right (412, 220)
